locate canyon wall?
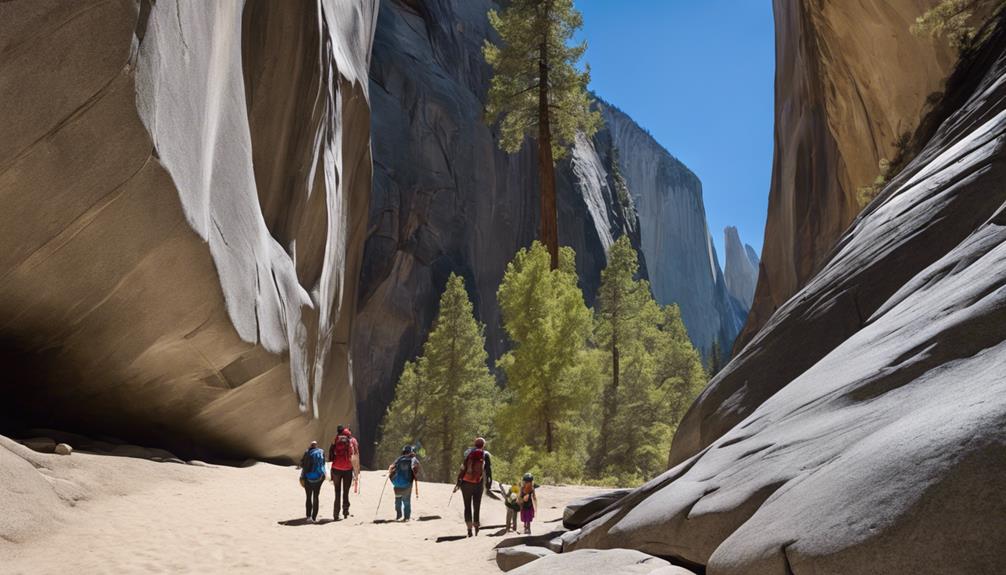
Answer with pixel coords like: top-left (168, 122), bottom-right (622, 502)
top-left (547, 7), bottom-right (1006, 575)
top-left (739, 0), bottom-right (955, 349)
top-left (0, 0), bottom-right (377, 461)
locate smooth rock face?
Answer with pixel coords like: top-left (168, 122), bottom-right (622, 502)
top-left (723, 227), bottom-right (759, 310)
top-left (509, 548), bottom-right (673, 575)
top-left (599, 103), bottom-right (747, 357)
top-left (569, 22), bottom-right (1006, 575)
top-left (563, 489), bottom-right (632, 530)
top-left (0, 1), bottom-right (377, 461)
top-left (740, 0), bottom-right (955, 348)
top-left (496, 545), bottom-right (555, 572)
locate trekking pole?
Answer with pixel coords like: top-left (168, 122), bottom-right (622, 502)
top-left (374, 475), bottom-right (389, 520)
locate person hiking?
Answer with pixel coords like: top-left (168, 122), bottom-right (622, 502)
top-left (452, 437), bottom-right (492, 537)
top-left (388, 445), bottom-right (421, 521)
top-left (519, 472), bottom-right (538, 534)
top-left (299, 440), bottom-right (326, 522)
top-left (329, 427), bottom-right (359, 520)
top-left (502, 481), bottom-right (520, 533)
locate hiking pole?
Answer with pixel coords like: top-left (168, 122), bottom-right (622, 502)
top-left (374, 475), bottom-right (389, 521)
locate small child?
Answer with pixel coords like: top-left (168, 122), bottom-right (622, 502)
top-left (519, 472), bottom-right (537, 534)
top-left (503, 482), bottom-right (520, 533)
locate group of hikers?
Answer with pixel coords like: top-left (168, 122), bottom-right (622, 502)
top-left (298, 434), bottom-right (538, 536)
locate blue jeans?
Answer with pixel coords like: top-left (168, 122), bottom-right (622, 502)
top-left (394, 486), bottom-right (412, 519)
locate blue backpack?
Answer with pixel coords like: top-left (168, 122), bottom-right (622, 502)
top-left (302, 447), bottom-right (326, 482)
top-left (391, 455), bottom-right (415, 488)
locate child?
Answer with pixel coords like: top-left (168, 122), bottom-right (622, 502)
top-left (503, 482), bottom-right (520, 533)
top-left (519, 472), bottom-right (537, 534)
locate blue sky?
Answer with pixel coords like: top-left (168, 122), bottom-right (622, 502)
top-left (577, 0), bottom-right (775, 260)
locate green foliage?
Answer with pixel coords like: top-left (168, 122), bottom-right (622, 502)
top-left (494, 242), bottom-right (595, 481)
top-left (911, 0), bottom-right (1004, 51)
top-left (483, 0), bottom-right (602, 161)
top-left (375, 274), bottom-right (498, 482)
top-left (609, 144), bottom-right (633, 212)
top-left (590, 237), bottom-right (707, 485)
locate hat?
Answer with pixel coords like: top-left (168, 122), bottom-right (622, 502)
top-left (474, 437), bottom-right (485, 449)
top-left (342, 428), bottom-right (352, 437)
top-left (522, 472), bottom-right (534, 482)
top-left (402, 444), bottom-right (415, 455)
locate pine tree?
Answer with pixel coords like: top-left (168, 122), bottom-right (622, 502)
top-left (590, 238), bottom-right (707, 485)
top-left (496, 242), bottom-right (593, 457)
top-left (484, 0), bottom-right (602, 269)
top-left (592, 236), bottom-right (649, 473)
top-left (376, 273), bottom-right (498, 482)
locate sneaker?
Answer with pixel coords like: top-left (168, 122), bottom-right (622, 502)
top-left (467, 527), bottom-right (473, 537)
top-left (333, 516), bottom-right (341, 522)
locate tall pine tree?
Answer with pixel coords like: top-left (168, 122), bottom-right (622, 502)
top-left (376, 274), bottom-right (497, 482)
top-left (484, 0), bottom-right (602, 269)
top-left (591, 237), bottom-right (707, 484)
top-left (496, 242), bottom-right (593, 456)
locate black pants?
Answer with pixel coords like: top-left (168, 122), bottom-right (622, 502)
top-left (303, 479), bottom-right (322, 520)
top-left (460, 481), bottom-right (483, 526)
top-left (332, 468), bottom-right (354, 517)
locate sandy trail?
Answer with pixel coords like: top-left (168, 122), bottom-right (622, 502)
top-left (1, 440), bottom-right (603, 574)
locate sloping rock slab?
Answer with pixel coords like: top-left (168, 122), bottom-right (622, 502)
top-left (563, 488), bottom-right (632, 529)
top-left (509, 549), bottom-right (678, 574)
top-left (496, 545), bottom-right (555, 572)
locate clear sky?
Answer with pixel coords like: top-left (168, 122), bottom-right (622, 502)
top-left (577, 0), bottom-right (775, 260)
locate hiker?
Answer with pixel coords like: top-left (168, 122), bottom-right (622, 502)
top-left (452, 437), bottom-right (492, 537)
top-left (502, 481), bottom-right (520, 533)
top-left (329, 426), bottom-right (359, 520)
top-left (299, 440), bottom-right (326, 522)
top-left (388, 445), bottom-right (421, 521)
top-left (519, 472), bottom-right (537, 534)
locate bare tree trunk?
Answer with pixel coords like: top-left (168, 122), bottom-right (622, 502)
top-left (538, 2), bottom-right (558, 270)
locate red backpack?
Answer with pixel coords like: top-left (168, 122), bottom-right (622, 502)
top-left (461, 448), bottom-right (485, 483)
top-left (332, 435), bottom-right (352, 468)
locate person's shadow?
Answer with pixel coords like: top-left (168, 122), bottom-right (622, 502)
top-left (277, 518), bottom-right (336, 526)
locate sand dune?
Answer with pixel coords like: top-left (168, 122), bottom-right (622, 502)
top-left (0, 436), bottom-right (602, 574)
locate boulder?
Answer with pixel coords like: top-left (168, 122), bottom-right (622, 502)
top-left (53, 443), bottom-right (72, 456)
top-left (563, 489), bottom-right (632, 529)
top-left (496, 545), bottom-right (555, 572)
top-left (509, 549), bottom-right (674, 575)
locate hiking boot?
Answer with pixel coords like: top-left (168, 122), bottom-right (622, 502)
top-left (466, 526), bottom-right (473, 537)
top-left (474, 523), bottom-right (480, 536)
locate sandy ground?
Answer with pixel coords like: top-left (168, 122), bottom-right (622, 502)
top-left (0, 436), bottom-right (604, 574)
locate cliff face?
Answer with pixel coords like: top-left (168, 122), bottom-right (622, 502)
top-left (723, 226), bottom-right (759, 310)
top-left (740, 0), bottom-right (955, 349)
top-left (0, 0), bottom-right (377, 461)
top-left (555, 8), bottom-right (1006, 575)
top-left (599, 103), bottom-right (747, 357)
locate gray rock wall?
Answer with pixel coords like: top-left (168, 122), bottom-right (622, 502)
top-left (723, 226), bottom-right (759, 310)
top-left (0, 0), bottom-right (377, 461)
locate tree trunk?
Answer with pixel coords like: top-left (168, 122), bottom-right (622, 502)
top-left (538, 4), bottom-right (558, 270)
top-left (545, 419), bottom-right (555, 453)
top-left (441, 412), bottom-right (452, 483)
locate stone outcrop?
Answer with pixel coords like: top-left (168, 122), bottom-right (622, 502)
top-left (355, 0), bottom-right (734, 452)
top-left (0, 0), bottom-right (377, 461)
top-left (557, 12), bottom-right (1006, 575)
top-left (740, 0), bottom-right (955, 349)
top-left (723, 227), bottom-right (759, 310)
